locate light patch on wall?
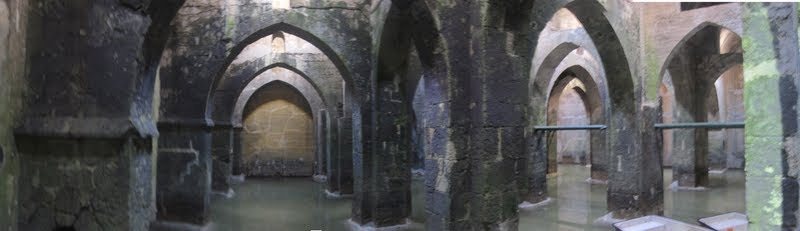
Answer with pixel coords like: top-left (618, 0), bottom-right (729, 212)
top-left (547, 8), bottom-right (583, 31)
top-left (273, 0), bottom-right (290, 9)
top-left (272, 32), bottom-right (286, 53)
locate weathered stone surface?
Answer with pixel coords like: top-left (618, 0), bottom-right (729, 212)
top-left (17, 136), bottom-right (155, 231)
top-left (741, 3), bottom-right (800, 229)
top-left (211, 127), bottom-right (233, 193)
top-left (241, 82), bottom-right (315, 177)
top-left (231, 127), bottom-right (243, 176)
top-left (156, 125), bottom-right (212, 225)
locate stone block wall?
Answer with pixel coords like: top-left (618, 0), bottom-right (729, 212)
top-left (243, 84), bottom-right (315, 177)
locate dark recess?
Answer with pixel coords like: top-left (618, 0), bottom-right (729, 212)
top-left (680, 2), bottom-right (728, 11)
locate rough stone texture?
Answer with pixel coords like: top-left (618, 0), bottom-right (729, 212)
top-left (8, 1), bottom-right (186, 231)
top-left (17, 136), bottom-right (155, 231)
top-left (156, 125), bottom-right (212, 225)
top-left (331, 117), bottom-right (354, 195)
top-left (367, 0), bottom-right (535, 229)
top-left (0, 1), bottom-right (29, 230)
top-left (231, 127), bottom-right (243, 176)
top-left (211, 127), bottom-right (233, 193)
top-left (741, 3), bottom-right (800, 229)
top-left (242, 82), bottom-right (315, 177)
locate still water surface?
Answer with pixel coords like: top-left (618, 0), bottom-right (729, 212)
top-left (210, 165), bottom-right (745, 230)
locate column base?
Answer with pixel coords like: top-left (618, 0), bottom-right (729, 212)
top-left (346, 218), bottom-right (421, 231)
top-left (229, 174), bottom-right (245, 184)
top-left (150, 221), bottom-right (213, 231)
top-left (519, 197), bottom-right (553, 210)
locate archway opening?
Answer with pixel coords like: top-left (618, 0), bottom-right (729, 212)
top-left (660, 24), bottom-right (744, 189)
top-left (658, 24), bottom-right (745, 222)
top-left (555, 80), bottom-right (591, 167)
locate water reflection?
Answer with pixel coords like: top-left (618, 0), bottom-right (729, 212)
top-left (210, 166), bottom-right (745, 230)
top-left (519, 165), bottom-right (746, 231)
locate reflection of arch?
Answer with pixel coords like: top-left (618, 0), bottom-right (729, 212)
top-left (206, 22), bottom-right (357, 119)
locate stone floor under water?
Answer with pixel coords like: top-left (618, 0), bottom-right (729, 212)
top-left (209, 165), bottom-right (745, 230)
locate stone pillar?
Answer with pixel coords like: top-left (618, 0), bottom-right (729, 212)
top-left (525, 130), bottom-right (549, 203)
top-left (231, 127), bottom-right (243, 177)
top-left (155, 122), bottom-right (212, 226)
top-left (211, 125), bottom-right (233, 195)
top-left (16, 134), bottom-right (156, 231)
top-left (328, 117), bottom-right (353, 195)
top-left (607, 105), bottom-right (664, 218)
top-left (742, 3), bottom-right (800, 229)
top-left (546, 131), bottom-right (558, 175)
top-left (670, 63), bottom-right (711, 188)
top-left (13, 0), bottom-right (170, 229)
top-left (315, 109), bottom-right (328, 181)
top-left (351, 80), bottom-right (412, 227)
top-left (590, 129), bottom-right (609, 181)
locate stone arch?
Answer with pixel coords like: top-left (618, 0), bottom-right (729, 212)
top-left (207, 24), bottom-right (355, 194)
top-left (658, 22), bottom-right (743, 188)
top-left (233, 66), bottom-right (326, 130)
top-left (658, 22), bottom-right (741, 80)
top-left (527, 0), bottom-right (647, 218)
top-left (206, 22), bottom-right (357, 120)
top-left (544, 64), bottom-right (607, 181)
top-left (353, 0), bottom-right (448, 228)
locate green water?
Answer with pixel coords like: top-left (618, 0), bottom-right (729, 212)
top-left (210, 165), bottom-right (745, 230)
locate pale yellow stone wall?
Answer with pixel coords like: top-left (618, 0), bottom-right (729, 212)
top-left (242, 84), bottom-right (315, 176)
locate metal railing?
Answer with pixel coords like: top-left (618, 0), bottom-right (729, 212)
top-left (532, 122), bottom-right (744, 131)
top-left (533, 125), bottom-right (607, 131)
top-left (654, 122), bottom-right (745, 129)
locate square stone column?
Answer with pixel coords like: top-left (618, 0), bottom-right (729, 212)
top-left (351, 80), bottom-right (412, 227)
top-left (327, 117), bottom-right (353, 195)
top-left (741, 3), bottom-right (800, 229)
top-left (211, 126), bottom-right (233, 195)
top-left (155, 122), bottom-right (212, 225)
top-left (16, 133), bottom-right (156, 231)
top-left (231, 127), bottom-right (243, 177)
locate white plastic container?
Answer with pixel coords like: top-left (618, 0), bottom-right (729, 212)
top-left (698, 212), bottom-right (748, 231)
top-left (613, 215), bottom-right (712, 231)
